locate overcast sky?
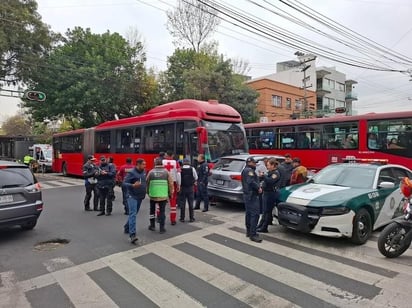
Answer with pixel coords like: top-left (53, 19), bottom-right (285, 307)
top-left (2, 0), bottom-right (411, 121)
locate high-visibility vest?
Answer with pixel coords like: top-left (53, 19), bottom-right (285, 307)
top-left (148, 169), bottom-right (169, 198)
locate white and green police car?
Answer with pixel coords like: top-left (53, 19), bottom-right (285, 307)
top-left (277, 162), bottom-right (412, 244)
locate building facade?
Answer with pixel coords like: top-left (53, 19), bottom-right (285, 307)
top-left (246, 56), bottom-right (357, 122)
top-left (246, 77), bottom-right (317, 122)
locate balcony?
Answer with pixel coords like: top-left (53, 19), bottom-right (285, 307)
top-left (345, 92), bottom-right (358, 101)
top-left (316, 84), bottom-right (332, 97)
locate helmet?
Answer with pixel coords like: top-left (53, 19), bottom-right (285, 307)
top-left (400, 177), bottom-right (412, 198)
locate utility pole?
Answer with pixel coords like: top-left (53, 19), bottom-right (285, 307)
top-left (295, 52), bottom-right (316, 118)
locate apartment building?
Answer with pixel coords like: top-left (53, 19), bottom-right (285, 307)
top-left (246, 57), bottom-right (357, 121)
top-left (246, 76), bottom-right (316, 122)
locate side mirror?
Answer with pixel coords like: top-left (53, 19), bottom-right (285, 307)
top-left (378, 181), bottom-right (395, 189)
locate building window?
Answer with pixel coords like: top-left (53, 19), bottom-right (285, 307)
top-left (325, 97), bottom-right (335, 109)
top-left (325, 78), bottom-right (335, 90)
top-left (286, 98), bottom-right (291, 109)
top-left (295, 99), bottom-right (301, 110)
top-left (337, 82), bottom-right (345, 91)
top-left (272, 95), bottom-right (282, 107)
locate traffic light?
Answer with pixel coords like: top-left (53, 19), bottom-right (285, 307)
top-left (25, 91), bottom-right (46, 102)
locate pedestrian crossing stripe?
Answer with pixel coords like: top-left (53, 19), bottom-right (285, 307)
top-left (1, 222), bottom-right (411, 308)
top-left (39, 179), bottom-right (84, 190)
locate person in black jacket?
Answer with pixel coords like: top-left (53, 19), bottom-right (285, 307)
top-left (257, 158), bottom-right (281, 233)
top-left (123, 158), bottom-right (147, 244)
top-left (194, 154), bottom-right (209, 212)
top-left (178, 158), bottom-right (198, 222)
top-left (241, 157), bottom-right (263, 243)
top-left (95, 156), bottom-right (116, 216)
top-left (82, 155), bottom-right (99, 211)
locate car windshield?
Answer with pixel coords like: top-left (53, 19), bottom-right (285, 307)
top-left (213, 158), bottom-right (245, 172)
top-left (0, 167), bottom-right (35, 188)
top-left (312, 165), bottom-right (375, 189)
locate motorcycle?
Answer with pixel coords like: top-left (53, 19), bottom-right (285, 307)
top-left (377, 177), bottom-right (412, 258)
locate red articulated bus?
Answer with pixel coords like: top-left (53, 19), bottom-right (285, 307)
top-left (52, 99), bottom-right (247, 176)
top-left (245, 111), bottom-right (412, 171)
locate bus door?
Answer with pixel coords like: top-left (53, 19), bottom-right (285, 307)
top-left (183, 129), bottom-right (199, 165)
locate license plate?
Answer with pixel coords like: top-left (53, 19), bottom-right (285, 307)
top-left (216, 179), bottom-right (224, 185)
top-left (0, 195), bottom-right (13, 204)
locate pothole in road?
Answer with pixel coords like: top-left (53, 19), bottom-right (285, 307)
top-left (34, 238), bottom-right (70, 251)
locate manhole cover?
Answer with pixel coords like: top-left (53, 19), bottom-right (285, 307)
top-left (34, 238), bottom-right (70, 251)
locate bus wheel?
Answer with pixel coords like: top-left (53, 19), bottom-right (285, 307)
top-left (62, 163), bottom-right (68, 177)
top-left (351, 208), bottom-right (372, 245)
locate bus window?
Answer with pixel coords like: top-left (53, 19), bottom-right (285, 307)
top-left (61, 134), bottom-right (82, 153)
top-left (258, 129), bottom-right (275, 149)
top-left (296, 125), bottom-right (321, 149)
top-left (116, 128), bottom-right (133, 153)
top-left (143, 123), bottom-right (174, 154)
top-left (176, 122), bottom-right (184, 155)
top-left (323, 122), bottom-right (358, 149)
top-left (95, 131), bottom-right (111, 153)
top-left (280, 127), bottom-right (295, 149)
top-left (368, 118), bottom-right (412, 157)
top-left (134, 127), bottom-right (141, 153)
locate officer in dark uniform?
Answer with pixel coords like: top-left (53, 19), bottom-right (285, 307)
top-left (257, 158), bottom-right (281, 233)
top-left (95, 156), bottom-right (116, 216)
top-left (194, 154), bottom-right (209, 212)
top-left (241, 156), bottom-right (263, 243)
top-left (82, 155), bottom-right (99, 211)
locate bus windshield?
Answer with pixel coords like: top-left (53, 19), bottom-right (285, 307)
top-left (203, 121), bottom-right (247, 161)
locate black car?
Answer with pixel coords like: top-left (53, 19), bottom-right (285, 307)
top-left (0, 160), bottom-right (43, 230)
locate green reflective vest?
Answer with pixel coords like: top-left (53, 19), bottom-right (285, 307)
top-left (23, 155), bottom-right (32, 164)
top-left (148, 169), bottom-right (169, 198)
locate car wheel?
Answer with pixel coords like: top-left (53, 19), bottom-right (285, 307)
top-left (351, 208), bottom-right (372, 245)
top-left (21, 220), bottom-right (37, 230)
top-left (62, 163), bottom-right (68, 177)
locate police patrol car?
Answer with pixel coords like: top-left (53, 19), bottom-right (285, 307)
top-left (277, 160), bottom-right (412, 244)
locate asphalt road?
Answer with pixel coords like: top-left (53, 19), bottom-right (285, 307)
top-left (1, 173), bottom-right (412, 307)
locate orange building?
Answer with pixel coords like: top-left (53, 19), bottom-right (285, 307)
top-left (246, 77), bottom-right (317, 122)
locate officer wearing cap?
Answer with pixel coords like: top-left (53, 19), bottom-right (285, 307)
top-left (82, 155), bottom-right (99, 211)
top-left (241, 156), bottom-right (263, 243)
top-left (95, 156), bottom-right (116, 216)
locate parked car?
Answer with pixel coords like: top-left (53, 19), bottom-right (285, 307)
top-left (277, 162), bottom-right (412, 244)
top-left (208, 154), bottom-right (285, 204)
top-left (0, 160), bottom-right (43, 230)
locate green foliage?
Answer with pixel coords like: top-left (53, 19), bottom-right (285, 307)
top-left (24, 27), bottom-right (158, 127)
top-left (0, 0), bottom-right (54, 84)
top-left (160, 48), bottom-right (259, 123)
top-left (1, 114), bottom-right (32, 136)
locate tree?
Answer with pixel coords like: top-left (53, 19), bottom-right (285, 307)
top-left (0, 0), bottom-right (54, 85)
top-left (24, 27), bottom-right (159, 127)
top-left (166, 0), bottom-right (220, 52)
top-left (160, 47), bottom-right (259, 123)
top-left (1, 114), bottom-right (32, 136)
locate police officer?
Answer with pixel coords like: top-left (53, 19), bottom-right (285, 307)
top-left (83, 155), bottom-right (99, 211)
top-left (194, 154), bottom-right (209, 212)
top-left (241, 156), bottom-right (263, 243)
top-left (95, 156), bottom-right (116, 216)
top-left (147, 158), bottom-right (174, 234)
top-left (257, 158), bottom-right (281, 233)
